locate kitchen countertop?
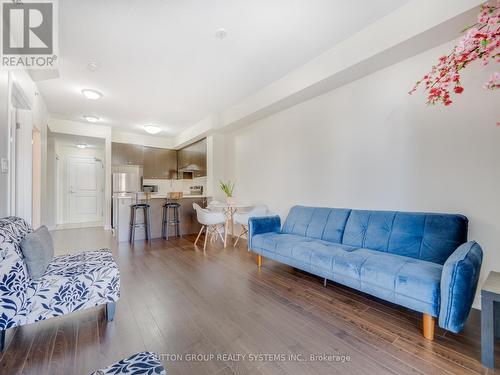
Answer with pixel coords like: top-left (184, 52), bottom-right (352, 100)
top-left (113, 194), bottom-right (210, 199)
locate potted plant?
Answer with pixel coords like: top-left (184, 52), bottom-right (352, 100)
top-left (219, 180), bottom-right (236, 205)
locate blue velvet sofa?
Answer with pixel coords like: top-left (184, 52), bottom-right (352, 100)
top-left (248, 206), bottom-right (483, 339)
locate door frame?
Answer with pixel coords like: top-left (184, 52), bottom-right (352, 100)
top-left (66, 155), bottom-right (104, 224)
top-left (8, 78), bottom-right (33, 223)
top-left (32, 127), bottom-right (41, 229)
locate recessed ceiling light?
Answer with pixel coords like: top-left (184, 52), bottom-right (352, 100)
top-left (76, 143), bottom-right (88, 149)
top-left (215, 28), bottom-right (228, 40)
top-left (83, 115), bottom-right (99, 123)
top-left (87, 61), bottom-right (101, 72)
top-left (143, 124), bottom-right (162, 135)
top-left (81, 89), bottom-right (103, 100)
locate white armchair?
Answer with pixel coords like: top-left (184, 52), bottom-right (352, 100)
top-left (233, 205), bottom-right (269, 248)
top-left (193, 203), bottom-right (226, 251)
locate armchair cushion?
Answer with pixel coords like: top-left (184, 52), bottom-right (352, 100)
top-left (20, 226), bottom-right (54, 279)
top-left (25, 249), bottom-right (120, 325)
top-left (439, 241), bottom-right (483, 333)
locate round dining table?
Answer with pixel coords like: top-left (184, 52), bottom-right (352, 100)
top-left (208, 202), bottom-right (254, 247)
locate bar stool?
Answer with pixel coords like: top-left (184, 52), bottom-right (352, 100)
top-left (129, 194), bottom-right (152, 243)
top-left (162, 201), bottom-right (182, 239)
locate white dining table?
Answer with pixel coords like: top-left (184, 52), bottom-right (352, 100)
top-left (208, 202), bottom-right (254, 247)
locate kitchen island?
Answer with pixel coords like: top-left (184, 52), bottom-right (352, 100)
top-left (112, 194), bottom-right (210, 242)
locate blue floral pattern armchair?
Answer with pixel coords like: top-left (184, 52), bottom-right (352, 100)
top-left (0, 217), bottom-right (120, 351)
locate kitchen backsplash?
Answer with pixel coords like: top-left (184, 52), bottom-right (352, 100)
top-left (143, 177), bottom-right (207, 195)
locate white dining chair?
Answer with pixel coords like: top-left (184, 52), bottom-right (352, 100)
top-left (233, 205), bottom-right (269, 248)
top-left (193, 203), bottom-right (226, 251)
top-left (207, 200), bottom-right (224, 211)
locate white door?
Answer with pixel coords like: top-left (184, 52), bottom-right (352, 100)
top-left (68, 157), bottom-right (103, 223)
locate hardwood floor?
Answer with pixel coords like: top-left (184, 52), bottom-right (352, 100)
top-left (0, 228), bottom-right (498, 374)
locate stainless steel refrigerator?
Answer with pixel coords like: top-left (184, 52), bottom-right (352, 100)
top-left (112, 173), bottom-right (141, 228)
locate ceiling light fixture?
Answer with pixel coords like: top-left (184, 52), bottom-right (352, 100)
top-left (83, 115), bottom-right (99, 123)
top-left (215, 28), bottom-right (228, 40)
top-left (81, 89), bottom-right (103, 100)
top-left (76, 143), bottom-right (89, 149)
top-left (143, 124), bottom-right (162, 135)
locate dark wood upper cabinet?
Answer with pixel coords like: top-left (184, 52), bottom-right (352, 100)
top-left (112, 142), bottom-right (144, 166)
top-left (177, 138), bottom-right (207, 178)
top-left (143, 147), bottom-right (177, 179)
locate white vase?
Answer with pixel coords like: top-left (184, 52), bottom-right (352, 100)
top-left (226, 196), bottom-right (236, 205)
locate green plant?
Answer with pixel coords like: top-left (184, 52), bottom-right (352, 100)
top-left (219, 180), bottom-right (235, 197)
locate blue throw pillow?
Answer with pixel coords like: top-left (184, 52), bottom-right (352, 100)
top-left (20, 225), bottom-right (54, 279)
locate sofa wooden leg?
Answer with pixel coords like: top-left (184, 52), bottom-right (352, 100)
top-left (0, 330), bottom-right (5, 352)
top-left (257, 254), bottom-right (262, 268)
top-left (323, 278), bottom-right (327, 287)
top-left (423, 313), bottom-right (435, 340)
top-left (106, 302), bottom-right (116, 322)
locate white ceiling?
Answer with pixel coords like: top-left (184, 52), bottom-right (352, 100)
top-left (38, 0), bottom-right (410, 136)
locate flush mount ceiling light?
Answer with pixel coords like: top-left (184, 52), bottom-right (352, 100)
top-left (143, 124), bottom-right (162, 134)
top-left (83, 115), bottom-right (99, 123)
top-left (81, 89), bottom-right (103, 100)
top-left (76, 143), bottom-right (88, 149)
top-left (215, 28), bottom-right (228, 40)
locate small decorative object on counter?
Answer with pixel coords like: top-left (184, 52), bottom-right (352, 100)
top-left (168, 191), bottom-right (183, 199)
top-left (219, 179), bottom-right (236, 205)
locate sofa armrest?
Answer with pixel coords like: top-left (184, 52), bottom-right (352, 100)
top-left (439, 241), bottom-right (483, 333)
top-left (248, 216), bottom-right (281, 250)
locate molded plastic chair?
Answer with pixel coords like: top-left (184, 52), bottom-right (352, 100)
top-left (193, 203), bottom-right (226, 251)
top-left (207, 200), bottom-right (224, 211)
top-left (233, 205), bottom-right (269, 248)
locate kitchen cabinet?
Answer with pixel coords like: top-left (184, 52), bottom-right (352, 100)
top-left (143, 147), bottom-right (177, 179)
top-left (112, 142), bottom-right (144, 166)
top-left (177, 138), bottom-right (207, 178)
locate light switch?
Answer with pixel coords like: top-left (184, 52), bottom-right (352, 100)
top-left (1, 158), bottom-right (8, 174)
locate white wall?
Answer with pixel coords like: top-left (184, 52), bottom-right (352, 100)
top-left (48, 118), bottom-right (112, 229)
top-left (225, 39), bottom-right (500, 308)
top-left (0, 70), bottom-right (49, 219)
top-left (207, 134), bottom-right (228, 200)
top-left (0, 72), bottom-right (9, 218)
top-left (44, 128), bottom-right (57, 227)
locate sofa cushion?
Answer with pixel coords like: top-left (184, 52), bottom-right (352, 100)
top-left (252, 230), bottom-right (443, 315)
top-left (387, 213), bottom-right (467, 264)
top-left (25, 249), bottom-right (120, 324)
top-left (251, 232), bottom-right (309, 255)
top-left (280, 206), bottom-right (468, 264)
top-left (282, 206), bottom-right (351, 242)
top-left (331, 248), bottom-right (442, 315)
top-left (342, 211), bottom-right (395, 251)
top-left (20, 226), bottom-right (54, 279)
